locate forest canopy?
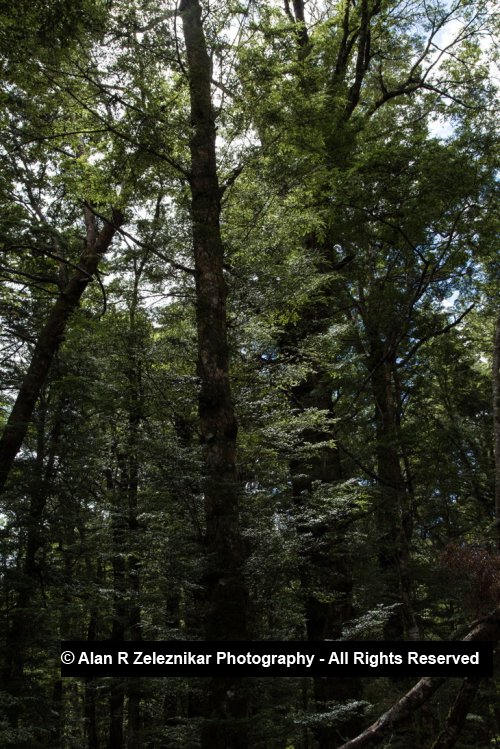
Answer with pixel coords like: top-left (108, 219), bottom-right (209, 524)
top-left (0, 0), bottom-right (499, 747)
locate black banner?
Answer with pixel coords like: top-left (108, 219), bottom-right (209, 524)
top-left (61, 640), bottom-right (493, 678)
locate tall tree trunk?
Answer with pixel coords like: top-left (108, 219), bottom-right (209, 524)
top-left (126, 278), bottom-right (143, 749)
top-left (84, 561), bottom-right (102, 749)
top-left (493, 313), bottom-right (500, 548)
top-left (108, 275), bottom-right (146, 749)
top-left (0, 206), bottom-right (123, 494)
top-left (277, 238), bottom-right (361, 746)
top-left (108, 461), bottom-right (128, 749)
top-left (367, 334), bottom-right (418, 641)
top-left (180, 1), bottom-right (248, 746)
top-left (2, 396), bottom-right (61, 734)
top-left (290, 371), bottom-right (361, 747)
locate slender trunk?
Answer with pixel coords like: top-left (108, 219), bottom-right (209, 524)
top-left (80, 519), bottom-right (103, 749)
top-left (368, 335), bottom-right (418, 640)
top-left (0, 206), bottom-right (123, 494)
top-left (108, 462), bottom-right (127, 749)
top-left (109, 283), bottom-right (145, 749)
top-left (56, 521), bottom-right (82, 746)
top-left (429, 678), bottom-right (481, 749)
top-left (109, 684), bottom-right (124, 749)
top-left (51, 679), bottom-right (64, 747)
top-left (290, 372), bottom-right (361, 747)
top-left (493, 313), bottom-right (500, 548)
top-left (85, 678), bottom-right (101, 749)
top-left (180, 1), bottom-right (248, 746)
top-left (2, 398), bottom-right (60, 731)
top-left (126, 295), bottom-right (143, 749)
top-left (85, 579), bottom-right (101, 749)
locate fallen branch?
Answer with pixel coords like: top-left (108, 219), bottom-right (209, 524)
top-left (337, 607), bottom-right (500, 749)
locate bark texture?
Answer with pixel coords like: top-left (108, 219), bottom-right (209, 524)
top-left (1, 403), bottom-right (58, 730)
top-left (290, 370), bottom-right (361, 747)
top-left (180, 1), bottom-right (248, 746)
top-left (493, 313), bottom-right (500, 548)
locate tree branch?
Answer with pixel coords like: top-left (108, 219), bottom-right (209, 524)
top-left (397, 305), bottom-right (475, 369)
top-left (337, 607), bottom-right (500, 749)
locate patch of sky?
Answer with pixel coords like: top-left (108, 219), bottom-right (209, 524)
top-left (441, 289), bottom-right (459, 309)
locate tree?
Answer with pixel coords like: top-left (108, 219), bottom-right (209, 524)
top-left (0, 1), bottom-right (498, 747)
top-left (179, 1), bottom-right (249, 745)
top-left (0, 206), bottom-right (123, 494)
top-left (493, 314), bottom-right (500, 547)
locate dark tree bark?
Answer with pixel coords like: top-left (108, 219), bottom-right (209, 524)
top-left (0, 206), bottom-right (123, 494)
top-left (366, 329), bottom-right (418, 641)
top-left (279, 240), bottom-right (361, 745)
top-left (429, 678), bottom-right (481, 749)
top-left (284, 0), bottom-right (310, 57)
top-left (1, 397), bottom-right (62, 732)
top-left (85, 677), bottom-right (101, 749)
top-left (108, 420), bottom-right (142, 749)
top-left (290, 373), bottom-right (348, 640)
top-left (290, 371), bottom-right (362, 747)
top-left (180, 1), bottom-right (249, 746)
top-left (277, 8), bottom-right (373, 739)
top-left (126, 269), bottom-right (144, 749)
top-left (84, 569), bottom-right (102, 749)
top-left (108, 456), bottom-right (127, 749)
top-left (493, 313), bottom-right (500, 548)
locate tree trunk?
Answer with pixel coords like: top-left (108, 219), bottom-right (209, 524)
top-left (126, 286), bottom-right (143, 749)
top-left (0, 206), bottom-right (123, 494)
top-left (429, 678), bottom-right (481, 749)
top-left (493, 313), bottom-right (500, 548)
top-left (290, 371), bottom-right (361, 747)
top-left (108, 461), bottom-right (127, 749)
top-left (367, 333), bottom-right (418, 641)
top-left (180, 1), bottom-right (248, 746)
top-left (85, 600), bottom-right (101, 749)
top-left (85, 678), bottom-right (101, 749)
top-left (2, 397), bottom-right (61, 732)
top-left (277, 237), bottom-right (361, 745)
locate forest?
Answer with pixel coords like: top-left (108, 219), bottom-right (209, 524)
top-left (0, 0), bottom-right (499, 747)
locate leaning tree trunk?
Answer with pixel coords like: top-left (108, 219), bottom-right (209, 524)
top-left (180, 1), bottom-right (249, 747)
top-left (0, 205), bottom-right (123, 494)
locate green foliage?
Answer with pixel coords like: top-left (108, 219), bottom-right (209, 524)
top-left (0, 0), bottom-right (498, 746)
